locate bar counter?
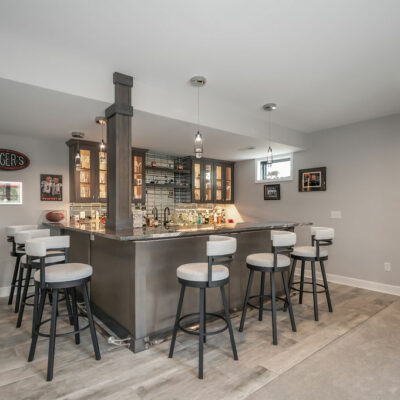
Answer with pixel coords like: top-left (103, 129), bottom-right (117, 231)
top-left (45, 221), bottom-right (311, 352)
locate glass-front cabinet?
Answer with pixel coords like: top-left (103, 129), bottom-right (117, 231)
top-left (98, 150), bottom-right (107, 202)
top-left (132, 148), bottom-right (146, 203)
top-left (193, 160), bottom-right (202, 202)
top-left (225, 164), bottom-right (233, 203)
top-left (214, 162), bottom-right (224, 203)
top-left (191, 158), bottom-right (234, 204)
top-left (67, 140), bottom-right (98, 203)
top-left (203, 161), bottom-right (214, 202)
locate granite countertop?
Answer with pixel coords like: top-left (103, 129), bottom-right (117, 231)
top-left (45, 221), bottom-right (312, 241)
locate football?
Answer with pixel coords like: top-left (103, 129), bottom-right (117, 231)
top-left (46, 211), bottom-right (64, 222)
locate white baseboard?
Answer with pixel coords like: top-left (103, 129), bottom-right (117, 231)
top-left (0, 286), bottom-right (10, 298)
top-left (295, 268), bottom-right (400, 296)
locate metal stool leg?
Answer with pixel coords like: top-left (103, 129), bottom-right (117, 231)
top-left (28, 287), bottom-right (46, 362)
top-left (70, 288), bottom-right (80, 344)
top-left (220, 285), bottom-right (238, 361)
top-left (64, 289), bottom-right (74, 326)
top-left (320, 260), bottom-right (333, 312)
top-left (82, 282), bottom-right (101, 361)
top-left (282, 272), bottom-right (296, 332)
top-left (16, 265), bottom-right (32, 328)
top-left (203, 289), bottom-right (206, 343)
top-left (299, 260), bottom-right (305, 304)
top-left (14, 263), bottom-right (24, 313)
top-left (270, 272), bottom-right (277, 345)
top-left (47, 289), bottom-right (59, 381)
top-left (169, 284), bottom-right (186, 358)
top-left (259, 272), bottom-right (265, 321)
top-left (199, 288), bottom-right (205, 379)
top-left (311, 261), bottom-right (319, 321)
top-left (8, 256), bottom-right (20, 305)
top-left (284, 258), bottom-right (297, 311)
top-left (239, 269), bottom-right (254, 332)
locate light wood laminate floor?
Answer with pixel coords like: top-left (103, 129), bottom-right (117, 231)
top-left (0, 280), bottom-right (399, 399)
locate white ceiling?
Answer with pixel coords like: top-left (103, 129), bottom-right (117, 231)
top-left (0, 78), bottom-right (299, 160)
top-left (1, 0), bottom-right (400, 144)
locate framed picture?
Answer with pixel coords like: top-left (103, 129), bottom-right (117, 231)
top-left (0, 181), bottom-right (23, 205)
top-left (298, 167), bottom-right (326, 192)
top-left (264, 184), bottom-right (281, 200)
top-left (40, 174), bottom-right (63, 201)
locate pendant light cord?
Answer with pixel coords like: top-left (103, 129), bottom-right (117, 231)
top-left (197, 86), bottom-right (200, 126)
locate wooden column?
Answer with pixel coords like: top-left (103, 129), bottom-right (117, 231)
top-left (105, 72), bottom-right (134, 231)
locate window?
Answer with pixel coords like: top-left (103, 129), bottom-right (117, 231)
top-left (255, 154), bottom-right (293, 183)
top-left (0, 181), bottom-right (23, 204)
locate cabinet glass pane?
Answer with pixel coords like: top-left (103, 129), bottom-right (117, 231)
top-left (216, 165), bottom-right (222, 201)
top-left (99, 151), bottom-right (107, 199)
top-left (194, 162), bottom-right (201, 201)
top-left (79, 149), bottom-right (91, 198)
top-left (226, 166), bottom-right (232, 201)
top-left (204, 163), bottom-right (212, 201)
top-left (133, 155), bottom-right (143, 200)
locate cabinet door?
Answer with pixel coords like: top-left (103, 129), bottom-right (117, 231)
top-left (225, 164), bottom-right (233, 203)
top-left (75, 145), bottom-right (97, 203)
top-left (98, 150), bottom-right (107, 203)
top-left (132, 151), bottom-right (145, 203)
top-left (214, 162), bottom-right (225, 203)
top-left (203, 160), bottom-right (214, 203)
top-left (192, 160), bottom-right (202, 203)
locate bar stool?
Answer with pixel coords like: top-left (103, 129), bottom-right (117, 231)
top-left (5, 224), bottom-right (38, 309)
top-left (26, 235), bottom-right (101, 381)
top-left (14, 229), bottom-right (66, 328)
top-left (287, 227), bottom-right (334, 321)
top-left (169, 235), bottom-right (238, 379)
top-left (239, 230), bottom-right (297, 345)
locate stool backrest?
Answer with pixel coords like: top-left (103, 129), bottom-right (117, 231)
top-left (271, 230), bottom-right (296, 248)
top-left (6, 225), bottom-right (38, 254)
top-left (311, 227), bottom-right (334, 258)
top-left (206, 235), bottom-right (237, 286)
top-left (15, 229), bottom-right (50, 246)
top-left (26, 235), bottom-right (70, 288)
top-left (6, 225), bottom-right (38, 238)
top-left (271, 230), bottom-right (296, 267)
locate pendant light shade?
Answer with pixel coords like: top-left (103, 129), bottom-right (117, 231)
top-left (75, 152), bottom-right (81, 171)
top-left (194, 131), bottom-right (203, 159)
top-left (96, 116), bottom-right (107, 163)
top-left (71, 132), bottom-right (85, 171)
top-left (267, 146), bottom-right (273, 167)
top-left (190, 76), bottom-right (206, 159)
top-left (263, 103), bottom-right (277, 169)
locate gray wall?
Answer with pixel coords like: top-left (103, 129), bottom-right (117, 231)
top-left (0, 133), bottom-right (69, 295)
top-left (235, 114), bottom-right (400, 286)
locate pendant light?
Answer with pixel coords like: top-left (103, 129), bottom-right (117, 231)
top-left (95, 116), bottom-right (107, 162)
top-left (190, 76), bottom-right (206, 159)
top-left (263, 103), bottom-right (277, 167)
top-left (71, 132), bottom-right (85, 171)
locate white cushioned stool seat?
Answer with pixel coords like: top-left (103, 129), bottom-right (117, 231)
top-left (34, 263), bottom-right (92, 283)
top-left (177, 263), bottom-right (229, 282)
top-left (21, 252), bottom-right (65, 265)
top-left (292, 246), bottom-right (328, 258)
top-left (246, 253), bottom-right (290, 268)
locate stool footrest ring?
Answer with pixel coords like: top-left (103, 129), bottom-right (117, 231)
top-left (178, 312), bottom-right (228, 336)
top-left (290, 281), bottom-right (327, 294)
top-left (247, 294), bottom-right (288, 312)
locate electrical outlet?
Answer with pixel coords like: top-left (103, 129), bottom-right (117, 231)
top-left (330, 210), bottom-right (342, 219)
top-left (384, 262), bottom-right (391, 272)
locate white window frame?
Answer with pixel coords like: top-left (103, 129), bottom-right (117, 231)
top-left (254, 153), bottom-right (294, 183)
